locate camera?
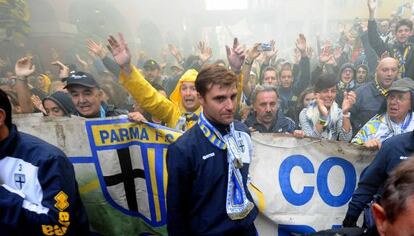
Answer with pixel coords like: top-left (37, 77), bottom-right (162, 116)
top-left (258, 43), bottom-right (272, 52)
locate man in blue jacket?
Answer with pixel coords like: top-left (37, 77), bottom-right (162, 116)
top-left (342, 131), bottom-right (414, 227)
top-left (166, 65), bottom-right (258, 235)
top-left (0, 89), bottom-right (89, 235)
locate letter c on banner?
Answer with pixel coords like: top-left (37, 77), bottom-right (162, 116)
top-left (317, 157), bottom-right (356, 207)
top-left (279, 155), bottom-right (314, 206)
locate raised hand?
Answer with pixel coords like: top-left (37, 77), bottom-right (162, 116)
top-left (226, 38), bottom-right (245, 73)
top-left (319, 46), bottom-right (331, 64)
top-left (263, 40), bottom-right (278, 62)
top-left (168, 44), bottom-right (183, 62)
top-left (368, 0), bottom-right (377, 19)
top-left (76, 54), bottom-right (88, 69)
top-left (295, 34), bottom-right (307, 54)
top-left (15, 56), bottom-right (35, 77)
top-left (246, 43), bottom-right (261, 62)
top-left (107, 33), bottom-right (131, 69)
top-left (86, 39), bottom-right (107, 59)
top-left (368, 0), bottom-right (377, 13)
top-left (198, 41), bottom-right (212, 63)
top-left (31, 94), bottom-right (46, 114)
top-left (51, 61), bottom-right (70, 79)
top-left (342, 91), bottom-right (356, 114)
top-left (315, 93), bottom-right (329, 117)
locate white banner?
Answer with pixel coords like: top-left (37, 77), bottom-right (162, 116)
top-left (249, 133), bottom-right (376, 235)
top-left (14, 115), bottom-right (376, 235)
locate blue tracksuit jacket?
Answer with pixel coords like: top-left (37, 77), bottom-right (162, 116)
top-left (166, 121), bottom-right (258, 236)
top-left (0, 125), bottom-right (89, 235)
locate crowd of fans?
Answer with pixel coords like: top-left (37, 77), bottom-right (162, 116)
top-left (1, 0), bottom-right (414, 235)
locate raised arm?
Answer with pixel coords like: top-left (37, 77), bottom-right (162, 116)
top-left (14, 57), bottom-right (35, 113)
top-left (242, 43), bottom-right (261, 100)
top-left (293, 34), bottom-right (311, 95)
top-left (367, 0), bottom-right (389, 57)
top-left (106, 33), bottom-right (180, 128)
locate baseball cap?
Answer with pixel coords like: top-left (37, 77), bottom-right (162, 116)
top-left (388, 77), bottom-right (414, 93)
top-left (143, 59), bottom-right (160, 70)
top-left (63, 71), bottom-right (100, 89)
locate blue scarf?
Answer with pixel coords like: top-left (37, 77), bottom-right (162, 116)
top-left (198, 112), bottom-right (254, 220)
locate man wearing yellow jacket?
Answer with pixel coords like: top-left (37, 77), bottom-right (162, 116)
top-left (120, 66), bottom-right (201, 131)
top-left (107, 34), bottom-right (246, 131)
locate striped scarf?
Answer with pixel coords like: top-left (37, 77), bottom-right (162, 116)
top-left (198, 112), bottom-right (254, 220)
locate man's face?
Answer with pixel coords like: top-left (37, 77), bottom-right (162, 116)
top-left (374, 196), bottom-right (414, 236)
top-left (44, 99), bottom-right (65, 117)
top-left (262, 70), bottom-right (279, 87)
top-left (280, 70), bottom-right (293, 89)
top-left (356, 67), bottom-right (368, 83)
top-left (379, 21), bottom-right (390, 34)
top-left (37, 76), bottom-right (46, 88)
top-left (341, 68), bottom-right (354, 84)
top-left (180, 82), bottom-right (199, 112)
top-left (318, 86), bottom-right (337, 108)
top-left (198, 83), bottom-right (238, 125)
top-left (376, 58), bottom-right (399, 89)
top-left (68, 85), bottom-right (102, 118)
top-left (253, 90), bottom-right (278, 126)
top-left (395, 25), bottom-right (412, 44)
top-left (144, 68), bottom-right (161, 81)
top-left (387, 91), bottom-right (411, 122)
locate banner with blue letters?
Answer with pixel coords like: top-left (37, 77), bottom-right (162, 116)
top-left (15, 116), bottom-right (376, 235)
top-left (249, 133), bottom-right (375, 235)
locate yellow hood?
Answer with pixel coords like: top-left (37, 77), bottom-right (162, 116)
top-left (169, 69), bottom-right (199, 112)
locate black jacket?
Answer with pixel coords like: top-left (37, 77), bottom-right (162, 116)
top-left (344, 132), bottom-right (414, 225)
top-left (368, 20), bottom-right (414, 79)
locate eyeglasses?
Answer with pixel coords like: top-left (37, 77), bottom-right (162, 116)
top-left (388, 93), bottom-right (410, 102)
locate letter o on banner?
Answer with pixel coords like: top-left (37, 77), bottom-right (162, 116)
top-left (279, 155), bottom-right (315, 206)
top-left (317, 157), bottom-right (356, 207)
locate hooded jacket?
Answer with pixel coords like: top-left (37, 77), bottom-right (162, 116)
top-left (336, 63), bottom-right (357, 106)
top-left (119, 65), bottom-right (244, 131)
top-left (119, 66), bottom-right (201, 131)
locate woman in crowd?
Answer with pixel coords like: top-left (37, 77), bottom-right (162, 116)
top-left (42, 91), bottom-right (76, 117)
top-left (299, 74), bottom-right (356, 141)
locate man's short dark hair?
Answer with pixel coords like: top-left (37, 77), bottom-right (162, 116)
top-left (380, 157), bottom-right (414, 223)
top-left (260, 66), bottom-right (278, 84)
top-left (0, 88), bottom-right (12, 129)
top-left (195, 64), bottom-right (237, 97)
top-left (279, 62), bottom-right (293, 77)
top-left (251, 84), bottom-right (278, 104)
top-left (395, 19), bottom-right (413, 33)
